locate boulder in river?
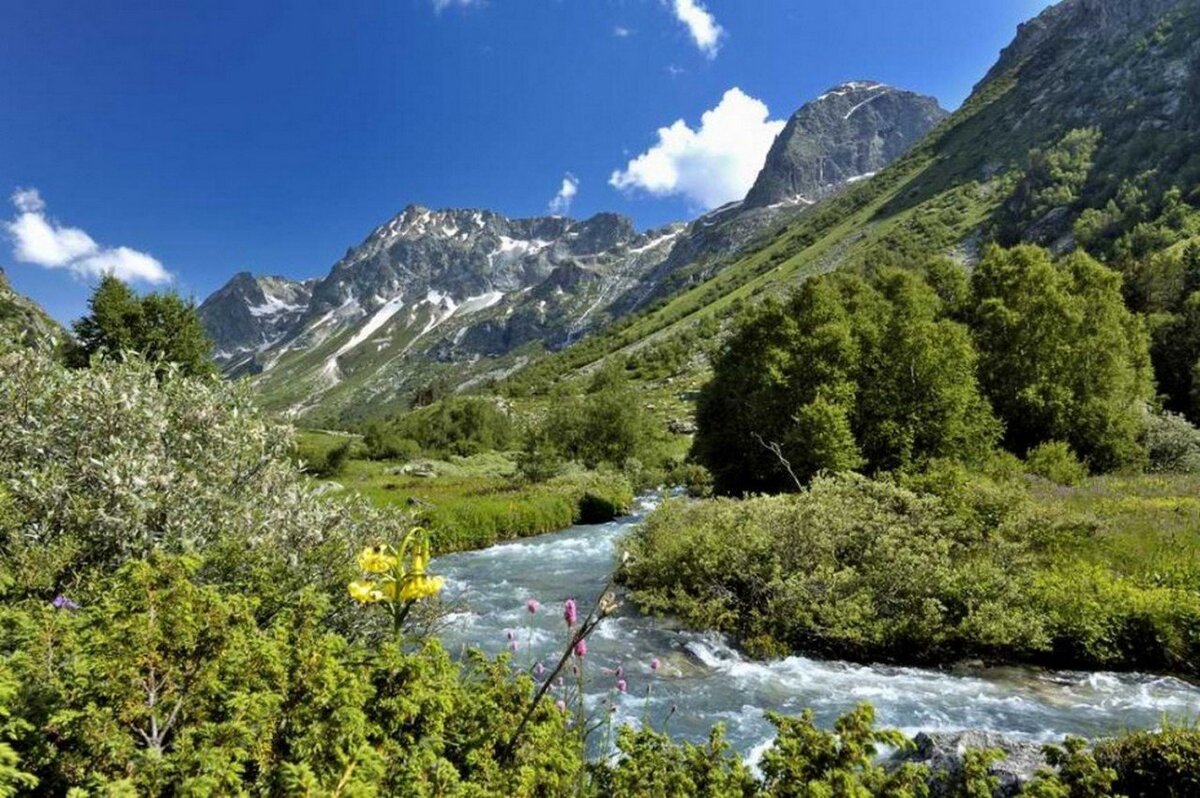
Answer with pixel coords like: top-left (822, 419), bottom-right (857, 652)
top-left (892, 731), bottom-right (1049, 796)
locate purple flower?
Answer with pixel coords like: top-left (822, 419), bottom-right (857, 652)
top-left (534, 662), bottom-right (546, 677)
top-left (52, 595), bottom-right (79, 611)
top-left (509, 639), bottom-right (519, 653)
top-left (616, 678), bottom-right (627, 693)
top-left (573, 639), bottom-right (587, 658)
top-left (650, 657), bottom-right (661, 672)
top-left (563, 599), bottom-right (577, 627)
top-left (527, 599), bottom-right (539, 615)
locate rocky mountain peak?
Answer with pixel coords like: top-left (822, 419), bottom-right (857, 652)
top-left (742, 80), bottom-right (949, 210)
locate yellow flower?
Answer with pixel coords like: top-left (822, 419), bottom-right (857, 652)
top-left (399, 575), bottom-right (444, 602)
top-left (348, 580), bottom-right (382, 604)
top-left (357, 546), bottom-right (398, 574)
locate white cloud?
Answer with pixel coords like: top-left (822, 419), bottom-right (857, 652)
top-left (609, 87), bottom-right (785, 210)
top-left (432, 0), bottom-right (483, 12)
top-left (613, 25), bottom-right (633, 38)
top-left (12, 187), bottom-right (45, 214)
top-left (548, 174), bottom-right (579, 215)
top-left (671, 0), bottom-right (724, 58)
top-left (5, 188), bottom-right (172, 285)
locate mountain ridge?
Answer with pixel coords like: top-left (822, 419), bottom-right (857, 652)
top-left (198, 81), bottom-right (948, 422)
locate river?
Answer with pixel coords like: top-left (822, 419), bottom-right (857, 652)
top-left (432, 493), bottom-right (1200, 762)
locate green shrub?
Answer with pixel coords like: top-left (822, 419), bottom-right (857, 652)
top-left (620, 471), bottom-right (1200, 673)
top-left (0, 349), bottom-right (407, 620)
top-left (1142, 408), bottom-right (1200, 473)
top-left (1026, 441), bottom-right (1090, 485)
top-left (1095, 725), bottom-right (1200, 797)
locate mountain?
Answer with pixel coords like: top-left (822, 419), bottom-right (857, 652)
top-left (202, 206), bottom-right (683, 421)
top-left (743, 81), bottom-right (949, 210)
top-left (505, 0), bottom-right (1200, 396)
top-left (0, 267), bottom-right (64, 352)
top-left (197, 273), bottom-right (317, 371)
top-left (200, 81), bottom-right (947, 422)
top-left (611, 83), bottom-right (948, 311)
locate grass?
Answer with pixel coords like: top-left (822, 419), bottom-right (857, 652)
top-left (293, 437), bottom-right (636, 554)
top-left (1028, 473), bottom-right (1200, 591)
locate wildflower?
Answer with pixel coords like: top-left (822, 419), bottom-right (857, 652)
top-left (563, 598), bottom-right (577, 627)
top-left (398, 574), bottom-right (444, 601)
top-left (510, 639), bottom-right (519, 653)
top-left (357, 545), bottom-right (397, 574)
top-left (616, 678), bottom-right (627, 693)
top-left (348, 581), bottom-right (381, 604)
top-left (527, 599), bottom-right (539, 615)
top-left (555, 699), bottom-right (567, 713)
top-left (534, 662), bottom-right (545, 677)
top-left (650, 657), bottom-right (661, 672)
top-left (573, 639), bottom-right (587, 658)
top-left (51, 595), bottom-right (80, 611)
top-left (615, 666), bottom-right (624, 678)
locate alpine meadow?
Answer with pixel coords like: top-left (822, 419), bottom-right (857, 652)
top-left (5, 0), bottom-right (1200, 794)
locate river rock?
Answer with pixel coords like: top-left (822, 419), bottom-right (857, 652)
top-left (892, 731), bottom-right (1049, 796)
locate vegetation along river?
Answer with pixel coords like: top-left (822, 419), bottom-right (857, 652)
top-left (433, 494), bottom-right (1200, 763)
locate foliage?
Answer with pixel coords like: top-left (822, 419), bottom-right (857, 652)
top-left (1025, 442), bottom-right (1089, 486)
top-left (1141, 407), bottom-right (1200, 473)
top-left (368, 396), bottom-right (516, 459)
top-left (971, 245), bottom-right (1153, 471)
top-left (65, 276), bottom-right (216, 378)
top-left (693, 267), bottom-right (998, 494)
top-left (539, 366), bottom-right (660, 471)
top-left (0, 348), bottom-right (406, 621)
top-left (620, 470), bottom-right (1200, 673)
top-left (1094, 724), bottom-right (1200, 797)
top-left (995, 128), bottom-right (1102, 244)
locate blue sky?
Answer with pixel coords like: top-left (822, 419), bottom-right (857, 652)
top-left (1, 0), bottom-right (1052, 323)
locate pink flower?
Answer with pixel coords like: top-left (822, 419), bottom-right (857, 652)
top-left (527, 599), bottom-right (539, 614)
top-left (534, 662), bottom-right (545, 677)
top-left (563, 599), bottom-right (577, 627)
top-left (556, 699), bottom-right (567, 712)
top-left (509, 639), bottom-right (519, 653)
top-left (650, 657), bottom-right (661, 672)
top-left (616, 679), bottom-right (627, 693)
top-left (574, 639), bottom-right (587, 658)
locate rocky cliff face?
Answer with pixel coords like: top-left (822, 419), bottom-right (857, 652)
top-left (197, 273), bottom-right (316, 367)
top-left (744, 81), bottom-right (949, 210)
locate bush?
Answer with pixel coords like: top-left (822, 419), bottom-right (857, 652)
top-left (1025, 441), bottom-right (1090, 485)
top-left (620, 471), bottom-right (1200, 673)
top-left (1095, 725), bottom-right (1200, 797)
top-left (0, 349), bottom-right (407, 620)
top-left (1142, 408), bottom-right (1200, 473)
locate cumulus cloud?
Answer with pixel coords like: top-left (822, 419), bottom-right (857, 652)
top-left (671, 0), bottom-right (724, 58)
top-left (609, 87), bottom-right (784, 210)
top-left (548, 174), bottom-right (579, 215)
top-left (5, 188), bottom-right (172, 285)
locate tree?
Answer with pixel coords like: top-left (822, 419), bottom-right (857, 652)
top-left (970, 245), bottom-right (1153, 470)
top-left (67, 275), bottom-right (215, 377)
top-left (693, 269), bottom-right (998, 495)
